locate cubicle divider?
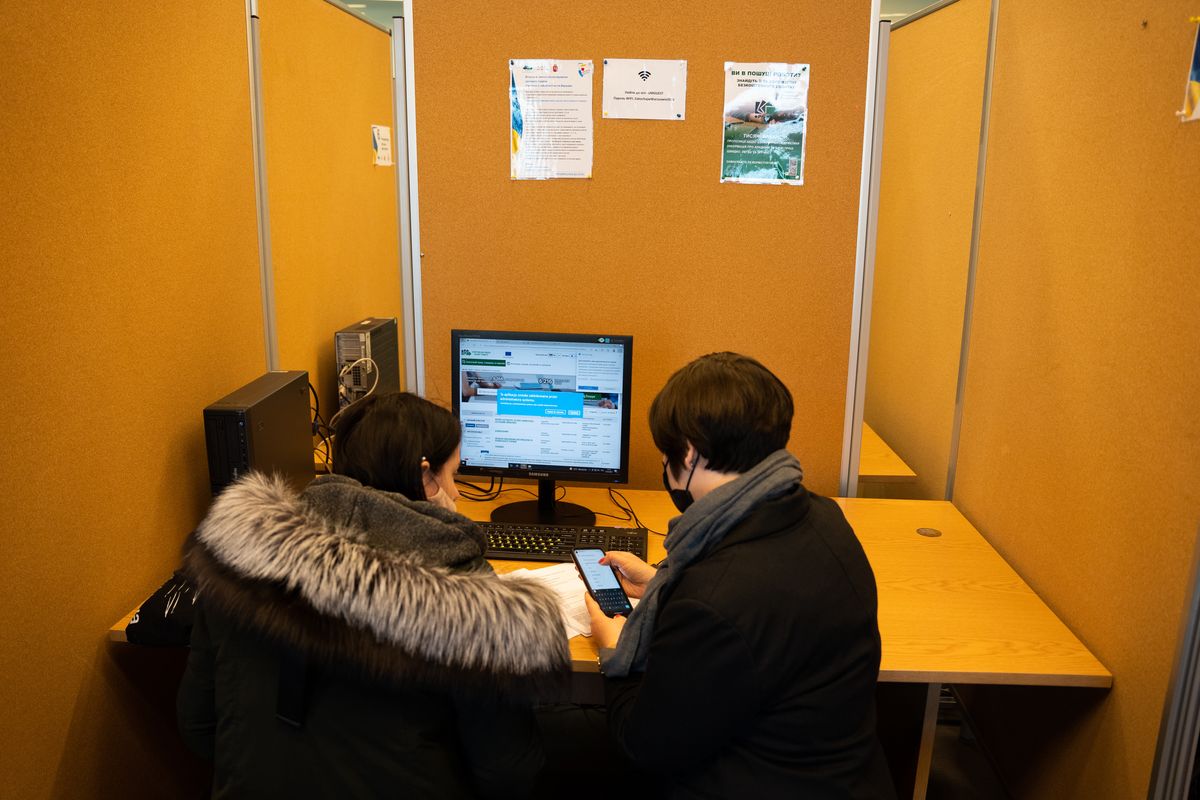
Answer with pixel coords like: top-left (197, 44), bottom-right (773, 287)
top-left (0, 3), bottom-right (264, 796)
top-left (863, 0), bottom-right (991, 501)
top-left (412, 0), bottom-right (874, 494)
top-left (259, 0), bottom-right (405, 417)
top-left (949, 1), bottom-right (1200, 797)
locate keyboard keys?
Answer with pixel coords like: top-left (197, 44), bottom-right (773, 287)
top-left (481, 521), bottom-right (648, 563)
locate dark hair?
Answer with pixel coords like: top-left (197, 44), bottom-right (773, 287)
top-left (332, 392), bottom-right (461, 500)
top-left (649, 352), bottom-right (793, 477)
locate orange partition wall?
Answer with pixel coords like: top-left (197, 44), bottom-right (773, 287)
top-left (0, 4), bottom-right (263, 797)
top-left (864, 0), bottom-right (990, 500)
top-left (950, 1), bottom-right (1200, 797)
top-left (260, 0), bottom-right (403, 416)
top-left (414, 0), bottom-right (872, 494)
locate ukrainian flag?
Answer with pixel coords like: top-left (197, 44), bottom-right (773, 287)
top-left (1185, 26), bottom-right (1200, 122)
top-left (510, 73), bottom-right (523, 155)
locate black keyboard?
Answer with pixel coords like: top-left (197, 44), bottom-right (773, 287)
top-left (481, 522), bottom-right (648, 563)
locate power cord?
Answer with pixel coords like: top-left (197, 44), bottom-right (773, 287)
top-left (454, 479), bottom-right (662, 535)
top-left (606, 487), bottom-right (664, 535)
top-left (309, 382), bottom-right (333, 472)
top-left (455, 477), bottom-right (502, 501)
top-left (337, 357), bottom-right (380, 405)
top-left (454, 477), bottom-right (567, 503)
top-left (327, 356), bottom-right (382, 431)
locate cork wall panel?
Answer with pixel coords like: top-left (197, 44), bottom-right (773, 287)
top-left (414, 0), bottom-right (872, 494)
top-left (261, 0), bottom-right (403, 415)
top-left (951, 2), bottom-right (1200, 797)
top-left (864, 0), bottom-right (990, 500)
top-left (0, 3), bottom-right (263, 797)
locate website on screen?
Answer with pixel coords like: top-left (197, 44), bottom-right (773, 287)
top-left (457, 337), bottom-right (625, 473)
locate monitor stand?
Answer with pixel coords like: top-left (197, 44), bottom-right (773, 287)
top-left (489, 479), bottom-right (596, 526)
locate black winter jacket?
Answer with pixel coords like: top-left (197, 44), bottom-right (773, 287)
top-left (177, 473), bottom-right (570, 799)
top-left (605, 485), bottom-right (896, 799)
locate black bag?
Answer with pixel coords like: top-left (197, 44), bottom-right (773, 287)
top-left (125, 570), bottom-right (197, 646)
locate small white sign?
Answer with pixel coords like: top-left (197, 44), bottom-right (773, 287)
top-left (371, 125), bottom-right (393, 166)
top-left (602, 58), bottom-right (687, 121)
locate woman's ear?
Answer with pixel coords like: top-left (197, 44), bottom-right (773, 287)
top-left (419, 458), bottom-right (436, 497)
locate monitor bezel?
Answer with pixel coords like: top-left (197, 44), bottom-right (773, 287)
top-left (450, 329), bottom-right (633, 486)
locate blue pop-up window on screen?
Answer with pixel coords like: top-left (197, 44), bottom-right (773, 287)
top-left (497, 390), bottom-right (584, 418)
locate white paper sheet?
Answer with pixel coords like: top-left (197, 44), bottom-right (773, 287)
top-left (371, 124), bottom-right (392, 166)
top-left (602, 58), bottom-right (687, 120)
top-left (500, 563), bottom-right (592, 638)
top-left (509, 59), bottom-right (594, 179)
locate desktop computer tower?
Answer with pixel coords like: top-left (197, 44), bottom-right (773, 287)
top-left (335, 317), bottom-right (400, 408)
top-left (203, 370), bottom-right (314, 495)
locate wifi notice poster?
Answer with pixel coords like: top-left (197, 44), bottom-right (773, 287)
top-left (509, 59), bottom-right (594, 179)
top-left (721, 62), bottom-right (809, 185)
top-left (601, 59), bottom-right (687, 120)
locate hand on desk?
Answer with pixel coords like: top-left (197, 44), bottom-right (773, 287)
top-left (600, 551), bottom-right (656, 599)
top-left (584, 594), bottom-right (626, 650)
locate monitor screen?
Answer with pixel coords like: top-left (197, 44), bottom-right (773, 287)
top-left (451, 330), bottom-right (633, 488)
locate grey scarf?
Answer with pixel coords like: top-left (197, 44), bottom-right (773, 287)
top-left (600, 449), bottom-right (804, 679)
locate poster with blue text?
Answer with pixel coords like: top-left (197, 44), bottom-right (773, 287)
top-left (510, 59), bottom-right (594, 179)
top-left (721, 62), bottom-right (809, 185)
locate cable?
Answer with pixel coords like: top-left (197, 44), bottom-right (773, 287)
top-left (326, 356), bottom-right (382, 431)
top-left (607, 488), bottom-right (665, 536)
top-left (313, 435), bottom-right (332, 472)
top-left (308, 382), bottom-right (333, 472)
top-left (592, 493), bottom-right (634, 524)
top-left (337, 356), bottom-right (380, 403)
top-left (456, 477), bottom-right (502, 501)
top-left (455, 480), bottom-right (661, 534)
top-left (454, 478), bottom-right (567, 504)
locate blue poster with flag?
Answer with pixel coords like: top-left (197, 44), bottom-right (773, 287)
top-left (1184, 24), bottom-right (1200, 122)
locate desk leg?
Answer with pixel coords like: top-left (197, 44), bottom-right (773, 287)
top-left (912, 682), bottom-right (940, 800)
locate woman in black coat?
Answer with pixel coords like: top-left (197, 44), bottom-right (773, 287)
top-left (586, 353), bottom-right (896, 799)
top-left (178, 392), bottom-right (569, 799)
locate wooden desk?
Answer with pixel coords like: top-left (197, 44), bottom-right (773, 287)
top-left (859, 421), bottom-right (918, 484)
top-left (110, 487), bottom-right (1109, 798)
top-left (110, 488), bottom-right (1109, 685)
top-left (472, 489), bottom-right (1111, 799)
top-left (469, 490), bottom-right (1110, 685)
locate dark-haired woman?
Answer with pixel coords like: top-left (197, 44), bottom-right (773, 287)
top-left (178, 392), bottom-right (569, 799)
top-left (587, 353), bottom-right (896, 799)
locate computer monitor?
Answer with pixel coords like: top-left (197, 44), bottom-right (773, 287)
top-left (451, 329), bottom-right (633, 525)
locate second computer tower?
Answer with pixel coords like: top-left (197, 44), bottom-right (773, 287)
top-left (203, 370), bottom-right (314, 495)
top-left (335, 317), bottom-right (401, 408)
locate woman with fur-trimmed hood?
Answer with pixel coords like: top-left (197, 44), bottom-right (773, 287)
top-left (177, 392), bottom-right (570, 799)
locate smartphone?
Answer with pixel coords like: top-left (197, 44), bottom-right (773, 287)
top-left (572, 548), bottom-right (634, 618)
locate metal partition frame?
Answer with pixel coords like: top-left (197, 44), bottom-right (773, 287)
top-left (1150, 526), bottom-right (1200, 799)
top-left (245, 0), bottom-right (279, 371)
top-left (840, 0), bottom-right (1000, 501)
top-left (944, 0), bottom-right (999, 500)
top-left (839, 7), bottom-right (889, 497)
top-left (392, 3), bottom-right (425, 396)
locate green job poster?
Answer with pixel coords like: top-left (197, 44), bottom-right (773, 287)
top-left (721, 62), bottom-right (809, 185)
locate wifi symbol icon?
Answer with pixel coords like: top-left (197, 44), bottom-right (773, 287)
top-left (637, 70), bottom-right (651, 81)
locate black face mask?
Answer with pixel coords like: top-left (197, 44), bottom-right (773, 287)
top-left (662, 458), bottom-right (698, 513)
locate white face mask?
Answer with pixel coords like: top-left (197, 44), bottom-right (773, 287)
top-left (423, 472), bottom-right (457, 512)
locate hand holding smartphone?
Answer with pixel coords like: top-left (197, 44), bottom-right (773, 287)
top-left (572, 547), bottom-right (634, 618)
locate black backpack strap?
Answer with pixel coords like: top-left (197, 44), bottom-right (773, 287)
top-left (276, 646), bottom-right (308, 728)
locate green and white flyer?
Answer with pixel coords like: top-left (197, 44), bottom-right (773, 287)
top-left (721, 62), bottom-right (809, 185)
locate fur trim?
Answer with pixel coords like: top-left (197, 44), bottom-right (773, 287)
top-left (186, 473), bottom-right (570, 695)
